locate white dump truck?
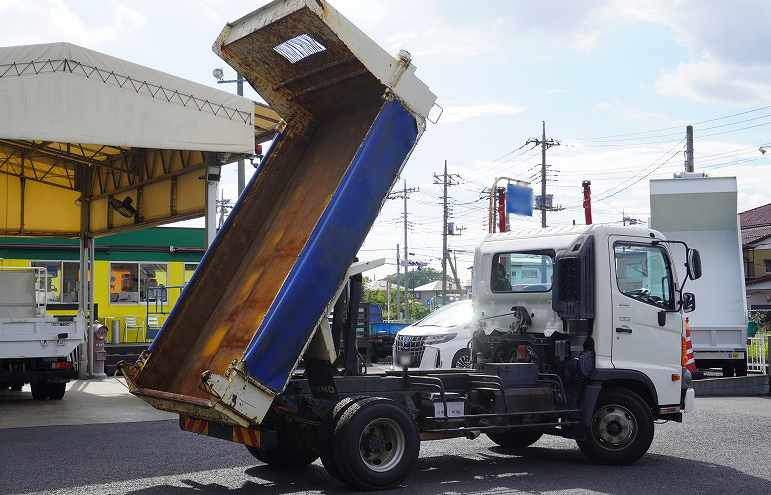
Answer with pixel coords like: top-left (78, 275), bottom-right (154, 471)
top-left (650, 175), bottom-right (748, 376)
top-left (0, 267), bottom-right (85, 399)
top-left (119, 1), bottom-right (700, 490)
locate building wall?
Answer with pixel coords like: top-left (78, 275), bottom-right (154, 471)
top-left (744, 247), bottom-right (771, 279)
top-left (0, 257), bottom-right (198, 342)
top-left (747, 291), bottom-right (771, 309)
top-left (0, 227), bottom-right (204, 342)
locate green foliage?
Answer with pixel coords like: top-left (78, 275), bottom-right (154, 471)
top-left (361, 286), bottom-right (430, 323)
top-left (385, 267), bottom-right (442, 289)
top-left (409, 301), bottom-right (430, 322)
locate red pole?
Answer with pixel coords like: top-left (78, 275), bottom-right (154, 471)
top-left (582, 180), bottom-right (592, 225)
top-left (497, 187), bottom-right (506, 233)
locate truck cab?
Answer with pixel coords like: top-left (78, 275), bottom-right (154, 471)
top-left (473, 225), bottom-right (697, 433)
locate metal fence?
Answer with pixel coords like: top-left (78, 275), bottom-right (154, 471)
top-left (748, 335), bottom-right (769, 373)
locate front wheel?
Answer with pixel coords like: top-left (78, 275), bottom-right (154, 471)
top-left (451, 349), bottom-right (473, 369)
top-left (576, 388), bottom-right (654, 465)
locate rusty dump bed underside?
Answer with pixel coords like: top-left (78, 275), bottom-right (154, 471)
top-left (135, 106), bottom-right (379, 402)
top-left (122, 2), bottom-right (407, 417)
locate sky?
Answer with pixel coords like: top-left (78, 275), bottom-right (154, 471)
top-left (2, 0), bottom-right (771, 281)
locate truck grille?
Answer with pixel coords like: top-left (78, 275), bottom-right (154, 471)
top-left (394, 335), bottom-right (426, 367)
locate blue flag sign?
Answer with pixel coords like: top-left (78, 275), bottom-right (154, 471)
top-left (506, 183), bottom-right (534, 217)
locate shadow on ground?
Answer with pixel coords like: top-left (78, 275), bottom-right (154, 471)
top-left (127, 444), bottom-right (771, 494)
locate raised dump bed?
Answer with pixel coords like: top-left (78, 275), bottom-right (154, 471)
top-left (120, 0), bottom-right (435, 427)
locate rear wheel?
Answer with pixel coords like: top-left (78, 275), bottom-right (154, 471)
top-left (319, 396), bottom-right (369, 482)
top-left (332, 397), bottom-right (419, 490)
top-left (48, 383), bottom-right (66, 400)
top-left (576, 388), bottom-right (654, 465)
top-left (487, 430), bottom-right (543, 449)
top-left (734, 358), bottom-right (748, 377)
top-left (721, 361), bottom-right (735, 377)
top-left (30, 382), bottom-right (50, 400)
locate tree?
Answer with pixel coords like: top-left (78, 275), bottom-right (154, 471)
top-left (384, 267), bottom-right (442, 290)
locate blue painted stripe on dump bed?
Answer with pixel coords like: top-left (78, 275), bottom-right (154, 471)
top-left (242, 99), bottom-right (419, 392)
top-left (147, 135), bottom-right (282, 352)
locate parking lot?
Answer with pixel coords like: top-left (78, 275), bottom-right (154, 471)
top-left (1, 379), bottom-right (769, 494)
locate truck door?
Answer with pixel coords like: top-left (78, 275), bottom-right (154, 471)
top-left (609, 238), bottom-right (682, 406)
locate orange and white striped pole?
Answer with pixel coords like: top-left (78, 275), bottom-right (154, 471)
top-left (682, 317), bottom-right (697, 373)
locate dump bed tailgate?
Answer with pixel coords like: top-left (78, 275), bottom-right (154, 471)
top-left (120, 0), bottom-right (435, 426)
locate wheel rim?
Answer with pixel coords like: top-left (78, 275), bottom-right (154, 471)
top-left (358, 418), bottom-right (405, 473)
top-left (455, 353), bottom-right (472, 369)
top-left (591, 404), bottom-right (637, 451)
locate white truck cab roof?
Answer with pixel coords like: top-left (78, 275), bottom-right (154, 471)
top-left (477, 224), bottom-right (666, 255)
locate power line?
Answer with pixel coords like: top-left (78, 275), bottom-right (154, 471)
top-left (567, 105), bottom-right (771, 141)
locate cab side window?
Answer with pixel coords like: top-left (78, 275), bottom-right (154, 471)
top-left (491, 251), bottom-right (553, 293)
top-left (614, 243), bottom-right (675, 310)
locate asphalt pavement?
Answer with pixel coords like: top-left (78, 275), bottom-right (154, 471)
top-left (1, 395), bottom-right (769, 494)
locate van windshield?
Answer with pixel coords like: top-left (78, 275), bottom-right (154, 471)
top-left (416, 301), bottom-right (473, 328)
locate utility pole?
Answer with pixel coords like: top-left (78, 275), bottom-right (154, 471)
top-left (396, 244), bottom-right (401, 320)
top-left (237, 72), bottom-right (246, 196)
top-left (217, 190), bottom-right (232, 229)
top-left (213, 68), bottom-right (247, 196)
top-left (386, 278), bottom-right (391, 321)
top-left (582, 180), bottom-right (592, 225)
top-left (526, 121), bottom-right (561, 227)
top-left (446, 250), bottom-right (463, 299)
top-left (433, 160), bottom-right (460, 306)
top-left (388, 180), bottom-right (418, 321)
top-left (685, 125), bottom-right (694, 172)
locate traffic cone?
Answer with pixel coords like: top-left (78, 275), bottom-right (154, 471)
top-left (684, 317), bottom-right (697, 373)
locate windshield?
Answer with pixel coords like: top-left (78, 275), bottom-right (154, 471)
top-left (416, 301), bottom-right (473, 328)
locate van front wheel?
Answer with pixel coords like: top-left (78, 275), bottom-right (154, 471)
top-left (576, 388), bottom-right (653, 465)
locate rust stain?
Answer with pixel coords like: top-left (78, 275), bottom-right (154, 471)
top-left (130, 2), bottom-right (387, 414)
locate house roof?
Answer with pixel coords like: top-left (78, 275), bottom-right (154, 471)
top-left (413, 280), bottom-right (461, 292)
top-left (740, 202), bottom-right (771, 229)
top-left (366, 279), bottom-right (402, 291)
top-left (742, 224), bottom-right (771, 246)
top-left (746, 274), bottom-right (771, 286)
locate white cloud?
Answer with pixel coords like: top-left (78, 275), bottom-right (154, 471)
top-left (441, 103), bottom-right (526, 123)
top-left (655, 59), bottom-right (771, 105)
top-left (595, 97), bottom-right (619, 111)
top-left (0, 0), bottom-right (147, 48)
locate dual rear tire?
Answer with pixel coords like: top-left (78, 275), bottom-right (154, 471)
top-left (320, 397), bottom-right (420, 490)
top-left (31, 382), bottom-right (66, 400)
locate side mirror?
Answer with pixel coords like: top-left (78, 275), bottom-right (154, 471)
top-left (683, 292), bottom-right (696, 313)
top-left (687, 249), bottom-right (702, 280)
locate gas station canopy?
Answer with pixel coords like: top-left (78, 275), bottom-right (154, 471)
top-left (0, 42), bottom-right (279, 238)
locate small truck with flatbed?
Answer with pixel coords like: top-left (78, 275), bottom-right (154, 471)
top-left (120, 0), bottom-right (699, 490)
top-left (0, 267), bottom-right (85, 399)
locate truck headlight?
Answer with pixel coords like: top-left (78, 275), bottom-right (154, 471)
top-left (424, 333), bottom-right (457, 345)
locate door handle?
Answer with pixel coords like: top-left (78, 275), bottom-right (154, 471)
top-left (615, 327), bottom-right (633, 334)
